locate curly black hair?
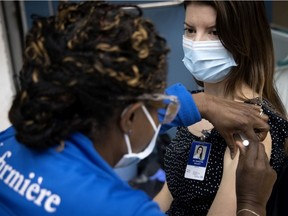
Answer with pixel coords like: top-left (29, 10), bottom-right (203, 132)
top-left (9, 1), bottom-right (169, 149)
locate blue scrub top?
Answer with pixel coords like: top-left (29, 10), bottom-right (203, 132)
top-left (0, 127), bottom-right (163, 216)
top-left (0, 83), bottom-right (201, 215)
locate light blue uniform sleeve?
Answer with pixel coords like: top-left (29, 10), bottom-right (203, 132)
top-left (160, 83), bottom-right (202, 133)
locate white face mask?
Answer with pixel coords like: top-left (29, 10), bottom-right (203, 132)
top-left (182, 36), bottom-right (237, 83)
top-left (114, 105), bottom-right (161, 168)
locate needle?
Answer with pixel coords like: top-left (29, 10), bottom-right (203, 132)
top-left (239, 133), bottom-right (249, 147)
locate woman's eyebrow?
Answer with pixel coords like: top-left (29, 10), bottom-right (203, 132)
top-left (184, 22), bottom-right (216, 29)
top-left (207, 25), bottom-right (216, 29)
top-left (184, 22), bottom-right (194, 28)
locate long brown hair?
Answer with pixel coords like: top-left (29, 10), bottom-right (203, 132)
top-left (184, 1), bottom-right (287, 118)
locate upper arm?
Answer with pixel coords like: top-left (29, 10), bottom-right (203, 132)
top-left (207, 148), bottom-right (238, 216)
top-left (153, 181), bottom-right (173, 213)
top-left (262, 131), bottom-right (272, 160)
top-left (208, 132), bottom-right (272, 216)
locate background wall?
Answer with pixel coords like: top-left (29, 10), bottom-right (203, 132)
top-left (272, 1), bottom-right (288, 31)
top-left (0, 5), bottom-right (15, 131)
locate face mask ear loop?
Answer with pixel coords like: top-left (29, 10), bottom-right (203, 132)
top-left (141, 105), bottom-right (157, 131)
top-left (124, 134), bottom-right (133, 154)
top-left (121, 105), bottom-right (134, 154)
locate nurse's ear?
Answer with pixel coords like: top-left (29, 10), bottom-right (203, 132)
top-left (120, 102), bottom-right (143, 134)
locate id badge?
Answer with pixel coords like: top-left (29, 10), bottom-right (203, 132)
top-left (184, 141), bottom-right (211, 181)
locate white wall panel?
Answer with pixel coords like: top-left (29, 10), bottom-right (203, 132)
top-left (0, 9), bottom-right (15, 131)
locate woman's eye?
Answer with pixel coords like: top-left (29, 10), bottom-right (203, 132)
top-left (184, 28), bottom-right (196, 34)
top-left (209, 30), bottom-right (218, 35)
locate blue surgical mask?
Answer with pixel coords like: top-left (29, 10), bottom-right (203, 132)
top-left (114, 105), bottom-right (161, 168)
top-left (182, 36), bottom-right (237, 83)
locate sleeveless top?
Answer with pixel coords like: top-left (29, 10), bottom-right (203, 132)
top-left (164, 97), bottom-right (288, 216)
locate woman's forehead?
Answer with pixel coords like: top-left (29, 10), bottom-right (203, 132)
top-left (185, 3), bottom-right (217, 27)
